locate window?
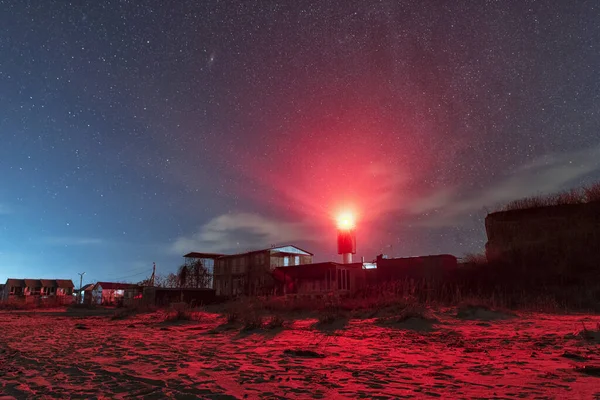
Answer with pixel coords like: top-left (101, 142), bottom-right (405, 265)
top-left (284, 256), bottom-right (289, 266)
top-left (294, 256), bottom-right (300, 265)
top-left (337, 269), bottom-right (341, 290)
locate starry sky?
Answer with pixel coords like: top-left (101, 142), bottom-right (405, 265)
top-left (1, 0), bottom-right (599, 285)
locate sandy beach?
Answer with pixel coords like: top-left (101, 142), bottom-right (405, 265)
top-left (0, 308), bottom-right (598, 399)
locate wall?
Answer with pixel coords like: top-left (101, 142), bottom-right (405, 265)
top-left (375, 255), bottom-right (458, 282)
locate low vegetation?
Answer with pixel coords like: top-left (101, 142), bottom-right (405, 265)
top-left (497, 182), bottom-right (600, 212)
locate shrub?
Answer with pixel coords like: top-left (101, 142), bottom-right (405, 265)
top-left (265, 315), bottom-right (285, 330)
top-left (241, 314), bottom-right (263, 331)
top-left (165, 308), bottom-right (195, 322)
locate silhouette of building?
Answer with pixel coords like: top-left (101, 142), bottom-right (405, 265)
top-left (184, 245), bottom-right (313, 297)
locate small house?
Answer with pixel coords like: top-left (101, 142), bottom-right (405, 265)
top-left (79, 283), bottom-right (95, 305)
top-left (1, 278), bottom-right (75, 304)
top-left (93, 282), bottom-right (143, 306)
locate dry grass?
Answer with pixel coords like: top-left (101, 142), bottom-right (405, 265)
top-left (497, 182), bottom-right (600, 212)
top-left (584, 182), bottom-right (600, 202)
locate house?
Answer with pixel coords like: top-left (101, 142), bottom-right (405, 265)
top-left (273, 261), bottom-right (365, 297)
top-left (208, 245), bottom-right (314, 297)
top-left (79, 283), bottom-right (95, 305)
top-left (2, 279), bottom-right (25, 300)
top-left (93, 282), bottom-right (143, 306)
top-left (1, 278), bottom-right (75, 304)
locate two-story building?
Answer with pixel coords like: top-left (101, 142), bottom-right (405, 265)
top-left (185, 245), bottom-right (313, 297)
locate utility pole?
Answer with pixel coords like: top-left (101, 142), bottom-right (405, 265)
top-left (78, 272), bottom-right (86, 304)
top-left (150, 262), bottom-right (156, 287)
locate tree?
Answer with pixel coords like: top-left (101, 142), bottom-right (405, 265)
top-left (163, 273), bottom-right (179, 288)
top-left (177, 264), bottom-right (188, 287)
top-left (137, 273), bottom-right (178, 288)
top-left (176, 260), bottom-right (211, 288)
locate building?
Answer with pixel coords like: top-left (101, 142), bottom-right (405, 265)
top-left (187, 245), bottom-right (313, 297)
top-left (1, 278), bottom-right (75, 304)
top-left (79, 283), bottom-right (95, 305)
top-left (182, 252), bottom-right (223, 289)
top-left (273, 261), bottom-right (365, 297)
top-left (374, 254), bottom-right (459, 282)
top-left (142, 287), bottom-right (218, 307)
top-left (92, 282), bottom-right (143, 306)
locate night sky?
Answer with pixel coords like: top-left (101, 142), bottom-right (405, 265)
top-left (1, 1), bottom-right (599, 285)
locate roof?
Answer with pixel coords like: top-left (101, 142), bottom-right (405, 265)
top-left (24, 279), bottom-right (41, 288)
top-left (184, 252), bottom-right (225, 259)
top-left (5, 279), bottom-right (25, 287)
top-left (81, 284), bottom-right (95, 291)
top-left (213, 245), bottom-right (314, 260)
top-left (4, 278), bottom-right (75, 288)
top-left (56, 280), bottom-right (75, 288)
top-left (40, 279), bottom-right (57, 288)
top-left (95, 282), bottom-right (142, 290)
top-left (269, 245), bottom-right (313, 256)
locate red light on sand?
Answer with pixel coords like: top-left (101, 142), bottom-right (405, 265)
top-left (336, 211), bottom-right (355, 231)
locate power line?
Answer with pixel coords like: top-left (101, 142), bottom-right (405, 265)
top-left (109, 270), bottom-right (150, 282)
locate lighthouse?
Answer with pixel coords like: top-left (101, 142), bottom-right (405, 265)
top-left (336, 211), bottom-right (356, 264)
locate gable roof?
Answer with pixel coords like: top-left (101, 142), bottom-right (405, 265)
top-left (81, 283), bottom-right (95, 291)
top-left (40, 279), bottom-right (57, 288)
top-left (5, 279), bottom-right (25, 287)
top-left (210, 245), bottom-right (314, 260)
top-left (24, 279), bottom-right (41, 288)
top-left (4, 278), bottom-right (74, 288)
top-left (269, 245), bottom-right (313, 256)
top-left (55, 279), bottom-right (75, 288)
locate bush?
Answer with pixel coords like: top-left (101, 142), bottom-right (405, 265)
top-left (265, 315), bottom-right (285, 330)
top-left (164, 307), bottom-right (198, 322)
top-left (242, 314), bottom-right (263, 331)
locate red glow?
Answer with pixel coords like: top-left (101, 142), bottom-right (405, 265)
top-left (335, 211), bottom-right (356, 230)
top-left (218, 99), bottom-right (435, 254)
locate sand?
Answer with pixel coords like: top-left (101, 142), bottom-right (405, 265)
top-left (0, 308), bottom-right (598, 399)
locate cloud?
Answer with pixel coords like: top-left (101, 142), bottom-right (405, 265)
top-left (409, 144), bottom-right (600, 227)
top-left (170, 212), bottom-right (313, 254)
top-left (44, 236), bottom-right (105, 246)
